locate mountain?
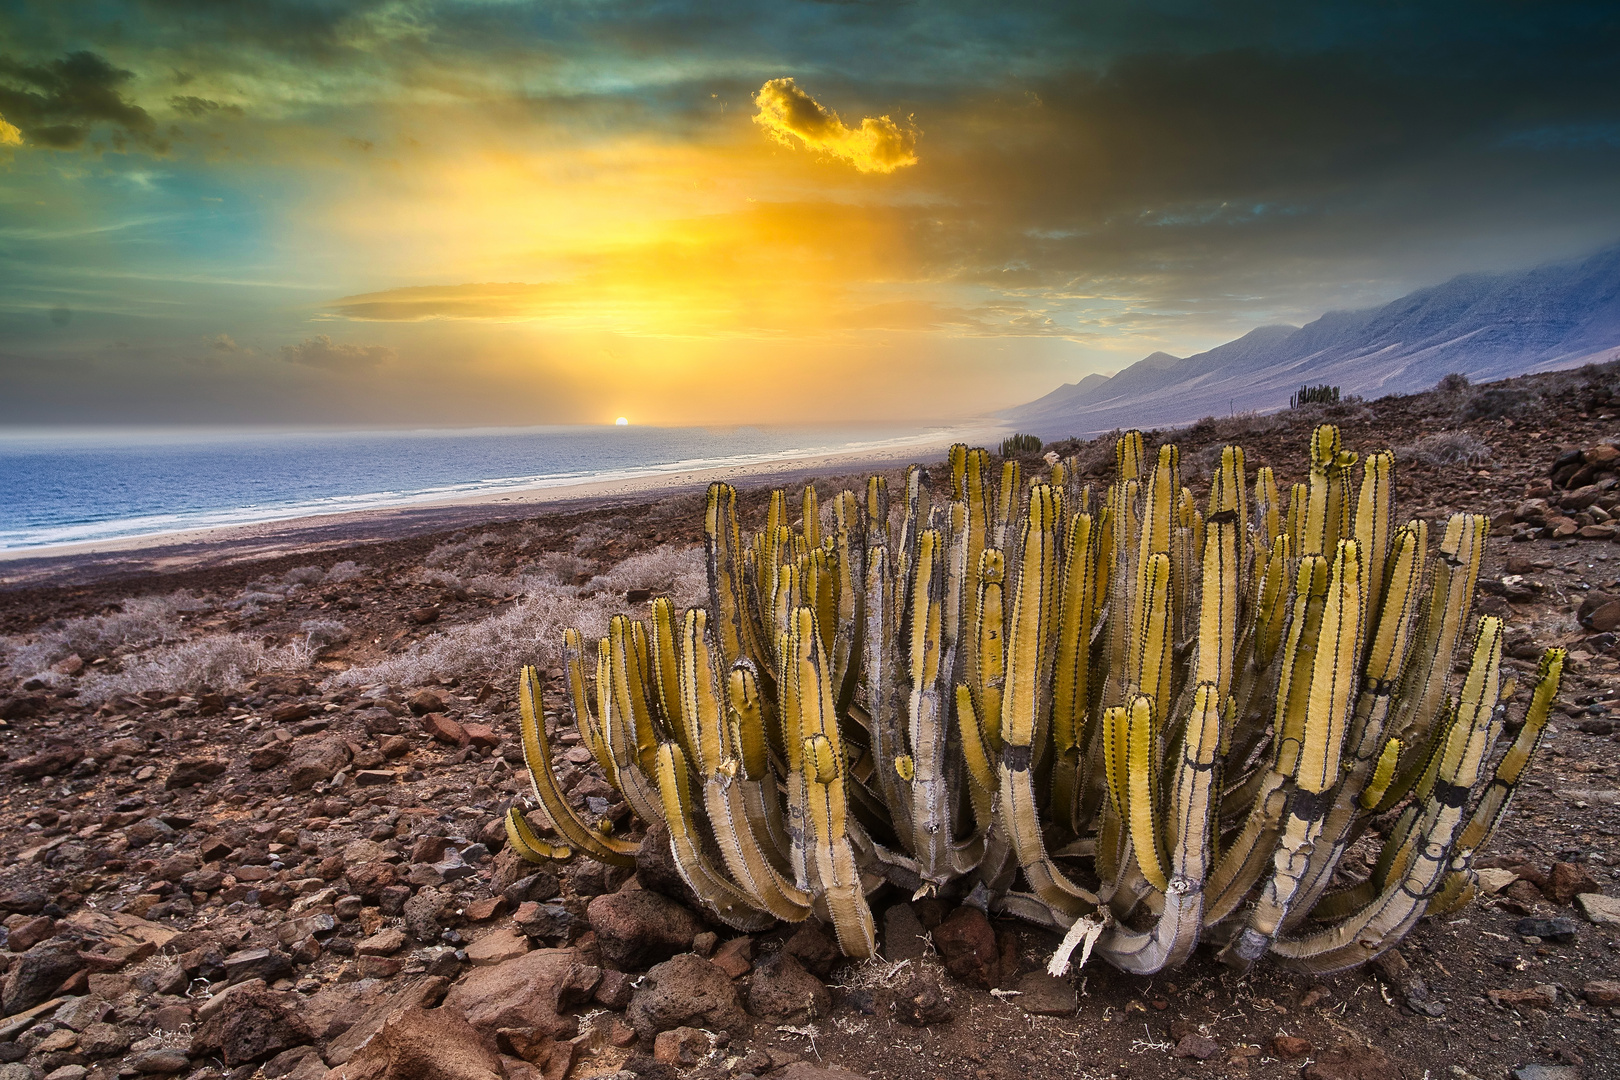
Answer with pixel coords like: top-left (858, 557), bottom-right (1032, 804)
top-left (1005, 244), bottom-right (1620, 438)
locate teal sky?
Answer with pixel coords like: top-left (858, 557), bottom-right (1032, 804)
top-left (2, 2), bottom-right (1618, 425)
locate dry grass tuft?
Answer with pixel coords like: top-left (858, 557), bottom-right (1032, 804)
top-left (1399, 431), bottom-right (1492, 467)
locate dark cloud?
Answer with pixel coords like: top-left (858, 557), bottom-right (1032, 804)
top-left (279, 334), bottom-right (395, 370)
top-left (0, 51), bottom-right (162, 151)
top-left (168, 94), bottom-right (242, 117)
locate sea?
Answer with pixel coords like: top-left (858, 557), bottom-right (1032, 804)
top-left (0, 423), bottom-right (993, 552)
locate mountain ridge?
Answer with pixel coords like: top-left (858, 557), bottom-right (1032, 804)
top-left (1006, 244), bottom-right (1620, 438)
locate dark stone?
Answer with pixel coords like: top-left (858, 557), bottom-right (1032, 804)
top-left (746, 952), bottom-right (830, 1023)
top-left (502, 871), bottom-right (561, 906)
top-left (587, 887), bottom-right (700, 970)
top-left (190, 986), bottom-right (313, 1067)
top-left (166, 757), bottom-right (229, 789)
top-left (783, 921), bottom-right (842, 979)
top-left (892, 971), bottom-right (953, 1026)
top-left (627, 954), bottom-right (749, 1042)
top-left (1515, 917), bottom-right (1579, 942)
top-left (2, 939), bottom-right (83, 1014)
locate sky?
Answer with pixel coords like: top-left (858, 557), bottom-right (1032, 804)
top-left (1, 1), bottom-right (1618, 428)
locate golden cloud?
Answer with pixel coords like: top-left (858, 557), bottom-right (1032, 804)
top-left (752, 78), bottom-right (917, 174)
top-left (0, 114), bottom-right (20, 146)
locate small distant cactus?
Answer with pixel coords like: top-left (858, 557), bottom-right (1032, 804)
top-left (506, 425), bottom-right (1560, 978)
top-left (1291, 384), bottom-right (1341, 408)
top-left (999, 432), bottom-right (1044, 457)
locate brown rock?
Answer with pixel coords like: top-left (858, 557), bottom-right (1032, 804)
top-left (932, 906), bottom-right (999, 989)
top-left (2, 939), bottom-right (84, 1014)
top-left (6, 916), bottom-right (56, 953)
top-left (190, 985), bottom-right (314, 1067)
top-left (1272, 1034), bottom-right (1313, 1059)
top-left (1544, 861), bottom-right (1602, 905)
top-left (51, 654), bottom-right (84, 676)
top-left (711, 935), bottom-right (754, 979)
top-left (332, 1005), bottom-right (501, 1080)
top-left (1488, 984), bottom-right (1559, 1009)
top-left (1301, 1043), bottom-right (1401, 1080)
top-left (271, 702), bottom-right (313, 724)
top-left (746, 951), bottom-right (830, 1023)
top-left (408, 689), bottom-right (449, 715)
top-left (165, 755), bottom-right (229, 789)
top-left (465, 897), bottom-right (507, 922)
top-left (593, 969), bottom-right (632, 1010)
top-left (463, 724), bottom-right (500, 750)
top-left (285, 738), bottom-right (352, 791)
top-left (627, 953), bottom-right (749, 1042)
top-left (421, 714), bottom-right (469, 747)
top-left (442, 947), bottom-right (599, 1039)
top-left (784, 921), bottom-right (842, 979)
top-left (1581, 599), bottom-right (1620, 634)
top-left (357, 928), bottom-right (407, 956)
top-left (1582, 979), bottom-right (1620, 1005)
top-left (320, 975), bottom-right (451, 1065)
top-left (653, 1026), bottom-right (710, 1068)
top-left (587, 887), bottom-right (700, 970)
top-left (355, 769), bottom-right (397, 787)
top-left (496, 1026), bottom-right (552, 1064)
top-left (408, 606), bottom-right (442, 625)
top-left (1013, 970), bottom-right (1077, 1016)
top-left (358, 956), bottom-right (406, 979)
top-left (4, 747), bottom-right (82, 780)
top-left (773, 1065), bottom-right (868, 1080)
top-left (465, 926), bottom-right (531, 966)
top-left (893, 971), bottom-right (954, 1026)
top-left (1171, 1033), bottom-right (1219, 1060)
top-left (345, 861), bottom-right (400, 901)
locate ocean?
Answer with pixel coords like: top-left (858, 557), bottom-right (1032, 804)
top-left (0, 423), bottom-right (983, 552)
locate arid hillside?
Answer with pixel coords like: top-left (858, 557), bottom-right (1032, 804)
top-left (0, 363), bottom-right (1618, 1080)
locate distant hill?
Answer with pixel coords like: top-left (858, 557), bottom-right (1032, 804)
top-left (1006, 244), bottom-right (1620, 438)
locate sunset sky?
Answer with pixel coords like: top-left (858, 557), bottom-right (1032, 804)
top-left (2, 2), bottom-right (1618, 426)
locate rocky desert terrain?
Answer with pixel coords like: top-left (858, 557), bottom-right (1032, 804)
top-left (1, 364), bottom-right (1618, 1080)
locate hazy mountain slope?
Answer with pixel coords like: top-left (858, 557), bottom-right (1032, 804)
top-left (1008, 244), bottom-right (1620, 438)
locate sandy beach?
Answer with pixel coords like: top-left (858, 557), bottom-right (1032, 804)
top-left (0, 426), bottom-right (1000, 588)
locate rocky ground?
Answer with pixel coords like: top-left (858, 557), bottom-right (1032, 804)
top-left (0, 364), bottom-right (1618, 1080)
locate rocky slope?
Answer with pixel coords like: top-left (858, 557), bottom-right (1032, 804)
top-left (1007, 244), bottom-right (1620, 439)
top-left (0, 363), bottom-right (1619, 1080)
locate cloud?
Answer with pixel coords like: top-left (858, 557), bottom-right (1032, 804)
top-left (0, 113), bottom-right (19, 145)
top-left (279, 334), bottom-right (395, 370)
top-left (0, 51), bottom-right (162, 151)
top-left (752, 78), bottom-right (918, 173)
top-left (169, 95), bottom-right (243, 118)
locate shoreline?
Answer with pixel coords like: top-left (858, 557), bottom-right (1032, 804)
top-left (0, 430), bottom-right (995, 588)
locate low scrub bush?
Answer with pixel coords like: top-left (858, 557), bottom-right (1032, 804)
top-left (1400, 431), bottom-right (1492, 466)
top-left (78, 634), bottom-right (288, 703)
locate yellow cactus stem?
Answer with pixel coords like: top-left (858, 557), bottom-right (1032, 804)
top-left (526, 423), bottom-right (1558, 980)
top-left (515, 665), bottom-right (637, 867)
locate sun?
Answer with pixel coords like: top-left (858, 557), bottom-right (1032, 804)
top-left (615, 416), bottom-right (629, 426)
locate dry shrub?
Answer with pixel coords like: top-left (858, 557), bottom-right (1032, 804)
top-left (283, 565), bottom-right (326, 586)
top-left (300, 619), bottom-right (351, 651)
top-left (330, 583), bottom-right (616, 690)
top-left (2, 591), bottom-right (207, 677)
top-left (589, 545), bottom-right (706, 607)
top-left (78, 634), bottom-right (290, 703)
top-left (426, 533), bottom-right (502, 568)
top-left (324, 560), bottom-right (366, 583)
top-left (1400, 431), bottom-right (1492, 467)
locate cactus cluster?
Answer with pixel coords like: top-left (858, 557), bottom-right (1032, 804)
top-left (506, 425), bottom-right (1562, 976)
top-left (1292, 384), bottom-right (1342, 408)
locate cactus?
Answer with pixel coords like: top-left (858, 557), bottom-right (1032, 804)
top-left (508, 425), bottom-right (1561, 976)
top-left (999, 432), bottom-right (1044, 457)
top-left (1292, 384), bottom-right (1341, 408)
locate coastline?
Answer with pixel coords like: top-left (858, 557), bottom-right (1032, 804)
top-left (0, 427), bottom-right (997, 587)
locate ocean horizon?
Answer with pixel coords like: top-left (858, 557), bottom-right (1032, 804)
top-left (0, 422), bottom-right (995, 552)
